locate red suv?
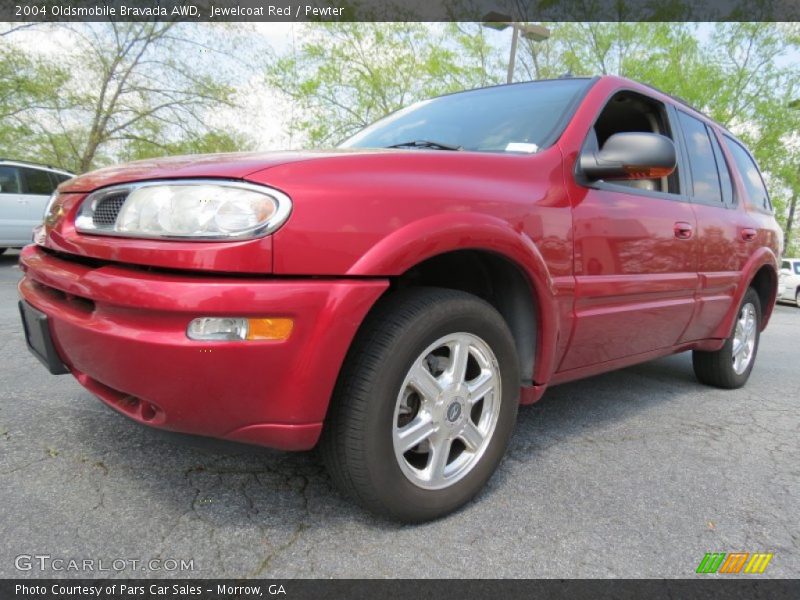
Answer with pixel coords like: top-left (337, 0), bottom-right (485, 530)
top-left (18, 76), bottom-right (781, 521)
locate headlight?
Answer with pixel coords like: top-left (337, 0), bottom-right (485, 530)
top-left (43, 192), bottom-right (59, 222)
top-left (36, 192), bottom-right (65, 246)
top-left (75, 180), bottom-right (291, 240)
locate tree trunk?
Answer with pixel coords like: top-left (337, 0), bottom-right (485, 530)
top-left (785, 191), bottom-right (797, 252)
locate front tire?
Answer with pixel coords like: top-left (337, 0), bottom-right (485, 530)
top-left (692, 287), bottom-right (761, 389)
top-left (321, 287), bottom-right (520, 522)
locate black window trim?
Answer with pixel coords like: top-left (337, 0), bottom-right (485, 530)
top-left (707, 125), bottom-right (737, 208)
top-left (674, 108), bottom-right (737, 210)
top-left (722, 133), bottom-right (773, 214)
top-left (574, 87), bottom-right (691, 203)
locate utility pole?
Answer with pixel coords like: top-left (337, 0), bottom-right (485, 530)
top-left (482, 12), bottom-right (551, 84)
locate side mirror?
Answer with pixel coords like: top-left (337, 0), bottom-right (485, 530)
top-left (580, 132), bottom-right (677, 181)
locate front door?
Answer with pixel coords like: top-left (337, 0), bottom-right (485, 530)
top-left (558, 92), bottom-right (698, 372)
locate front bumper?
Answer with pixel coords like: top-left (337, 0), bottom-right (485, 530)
top-left (18, 245), bottom-right (387, 449)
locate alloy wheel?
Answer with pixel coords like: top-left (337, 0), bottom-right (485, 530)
top-left (392, 332), bottom-right (502, 490)
top-left (732, 302), bottom-right (757, 375)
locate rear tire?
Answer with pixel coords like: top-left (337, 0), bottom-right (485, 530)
top-left (795, 289), bottom-right (799, 308)
top-left (320, 287), bottom-right (520, 522)
top-left (692, 287), bottom-right (761, 389)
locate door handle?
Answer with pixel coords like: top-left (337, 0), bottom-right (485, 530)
top-left (740, 228), bottom-right (757, 242)
top-left (674, 222), bottom-right (693, 240)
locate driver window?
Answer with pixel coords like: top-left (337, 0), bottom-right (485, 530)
top-left (592, 91), bottom-right (680, 195)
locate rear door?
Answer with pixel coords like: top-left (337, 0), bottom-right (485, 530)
top-left (0, 165), bottom-right (29, 245)
top-left (674, 112), bottom-right (753, 341)
top-left (559, 91), bottom-right (698, 371)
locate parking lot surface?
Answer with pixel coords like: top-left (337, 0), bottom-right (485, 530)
top-left (1, 248), bottom-right (798, 578)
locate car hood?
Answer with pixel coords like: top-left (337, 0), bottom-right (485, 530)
top-left (59, 149), bottom-right (393, 193)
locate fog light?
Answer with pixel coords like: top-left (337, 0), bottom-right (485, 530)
top-left (187, 317), bottom-right (293, 341)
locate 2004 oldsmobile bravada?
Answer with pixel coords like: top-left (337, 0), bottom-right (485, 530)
top-left (19, 76), bottom-right (782, 521)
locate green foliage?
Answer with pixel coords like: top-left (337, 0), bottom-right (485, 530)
top-left (0, 32), bottom-right (68, 162)
top-left (0, 23), bottom-right (253, 173)
top-left (265, 22), bottom-right (504, 147)
top-left (515, 22), bottom-right (800, 252)
top-left (2, 22), bottom-right (798, 252)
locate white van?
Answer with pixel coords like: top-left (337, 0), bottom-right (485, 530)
top-left (0, 159), bottom-right (74, 254)
top-left (779, 258), bottom-right (800, 307)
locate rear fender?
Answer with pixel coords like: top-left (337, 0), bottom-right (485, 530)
top-left (711, 247), bottom-right (779, 339)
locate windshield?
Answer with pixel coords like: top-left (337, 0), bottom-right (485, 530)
top-left (340, 78), bottom-right (591, 154)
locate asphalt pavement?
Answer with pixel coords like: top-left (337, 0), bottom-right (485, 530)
top-left (1, 248), bottom-right (798, 578)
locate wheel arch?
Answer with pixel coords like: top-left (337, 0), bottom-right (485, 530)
top-left (393, 250), bottom-right (538, 386)
top-left (749, 263), bottom-right (778, 327)
top-left (346, 213), bottom-right (561, 389)
top-left (712, 248), bottom-right (779, 339)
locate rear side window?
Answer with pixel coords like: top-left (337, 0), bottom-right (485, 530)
top-left (47, 172), bottom-right (70, 190)
top-left (0, 166), bottom-right (21, 194)
top-left (723, 136), bottom-right (771, 211)
top-left (21, 167), bottom-right (55, 195)
top-left (709, 131), bottom-right (734, 205)
top-left (677, 111), bottom-right (722, 204)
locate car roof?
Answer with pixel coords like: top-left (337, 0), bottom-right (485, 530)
top-left (0, 159), bottom-right (74, 177)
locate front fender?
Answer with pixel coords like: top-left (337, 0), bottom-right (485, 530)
top-left (347, 212), bottom-right (566, 383)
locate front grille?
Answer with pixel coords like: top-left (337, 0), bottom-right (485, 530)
top-left (92, 192), bottom-right (128, 227)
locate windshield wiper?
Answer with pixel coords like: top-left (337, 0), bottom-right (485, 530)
top-left (386, 140), bottom-right (463, 151)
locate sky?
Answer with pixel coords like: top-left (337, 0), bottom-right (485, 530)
top-left (4, 21), bottom-right (800, 152)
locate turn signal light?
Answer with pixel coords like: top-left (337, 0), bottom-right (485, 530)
top-left (187, 317), bottom-right (293, 341)
top-left (622, 165), bottom-right (674, 179)
top-left (246, 318), bottom-right (294, 341)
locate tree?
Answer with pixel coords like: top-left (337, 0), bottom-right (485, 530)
top-left (264, 22), bottom-right (504, 147)
top-left (515, 22), bottom-right (800, 253)
top-left (0, 26), bottom-right (67, 160)
top-left (2, 22), bottom-right (252, 173)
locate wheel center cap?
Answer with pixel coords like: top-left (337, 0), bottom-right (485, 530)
top-left (446, 400), bottom-right (463, 423)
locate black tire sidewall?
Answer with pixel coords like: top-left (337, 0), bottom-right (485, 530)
top-left (360, 296), bottom-right (519, 521)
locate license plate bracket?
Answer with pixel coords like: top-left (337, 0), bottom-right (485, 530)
top-left (18, 301), bottom-right (69, 375)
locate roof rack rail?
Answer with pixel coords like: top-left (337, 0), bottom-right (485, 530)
top-left (0, 157), bottom-right (72, 173)
top-left (636, 79), bottom-right (734, 135)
